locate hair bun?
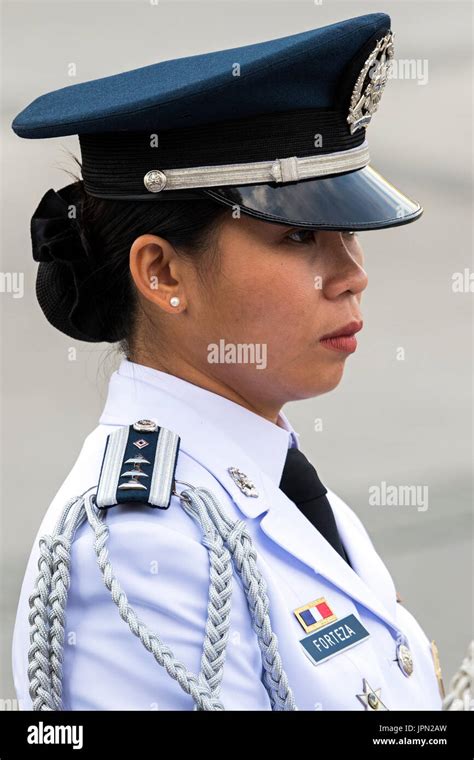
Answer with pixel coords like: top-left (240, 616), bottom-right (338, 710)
top-left (31, 182), bottom-right (121, 342)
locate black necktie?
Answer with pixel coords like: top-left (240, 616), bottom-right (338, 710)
top-left (279, 448), bottom-right (350, 565)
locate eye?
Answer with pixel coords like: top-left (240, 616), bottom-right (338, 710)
top-left (285, 229), bottom-right (317, 245)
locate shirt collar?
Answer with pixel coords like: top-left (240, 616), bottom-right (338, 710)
top-left (99, 359), bottom-right (300, 486)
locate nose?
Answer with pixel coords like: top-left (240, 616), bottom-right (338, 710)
top-left (322, 232), bottom-right (368, 300)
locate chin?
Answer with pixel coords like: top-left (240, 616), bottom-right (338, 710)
top-left (308, 361), bottom-right (344, 396)
top-left (290, 363), bottom-right (346, 400)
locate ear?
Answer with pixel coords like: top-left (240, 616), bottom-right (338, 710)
top-left (129, 234), bottom-right (186, 313)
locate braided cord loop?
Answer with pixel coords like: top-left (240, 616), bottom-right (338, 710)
top-left (27, 483), bottom-right (297, 711)
top-left (180, 485), bottom-right (297, 711)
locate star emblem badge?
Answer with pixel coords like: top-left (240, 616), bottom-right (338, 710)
top-left (356, 678), bottom-right (389, 710)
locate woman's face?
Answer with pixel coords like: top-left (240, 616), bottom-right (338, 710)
top-left (132, 213), bottom-right (368, 410)
top-left (178, 214), bottom-right (368, 406)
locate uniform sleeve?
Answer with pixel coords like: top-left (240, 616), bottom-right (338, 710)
top-left (62, 510), bottom-right (219, 710)
top-left (13, 440), bottom-right (272, 711)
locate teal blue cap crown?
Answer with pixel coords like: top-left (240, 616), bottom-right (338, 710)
top-left (12, 13), bottom-right (390, 139)
top-left (13, 13), bottom-right (423, 234)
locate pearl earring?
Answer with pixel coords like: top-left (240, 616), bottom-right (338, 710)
top-left (170, 296), bottom-right (180, 307)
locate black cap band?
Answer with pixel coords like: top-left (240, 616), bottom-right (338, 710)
top-left (79, 109), bottom-right (365, 199)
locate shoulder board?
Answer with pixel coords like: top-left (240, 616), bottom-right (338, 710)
top-left (96, 419), bottom-right (180, 510)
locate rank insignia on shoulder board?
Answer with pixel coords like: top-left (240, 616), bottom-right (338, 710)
top-left (96, 420), bottom-right (180, 510)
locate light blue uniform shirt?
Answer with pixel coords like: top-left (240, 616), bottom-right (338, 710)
top-left (12, 359), bottom-right (442, 710)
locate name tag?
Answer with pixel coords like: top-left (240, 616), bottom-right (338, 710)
top-left (300, 614), bottom-right (370, 665)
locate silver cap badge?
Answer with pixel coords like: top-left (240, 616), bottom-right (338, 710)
top-left (347, 31), bottom-right (394, 135)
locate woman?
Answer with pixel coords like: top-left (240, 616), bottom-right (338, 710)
top-left (11, 12), bottom-right (444, 710)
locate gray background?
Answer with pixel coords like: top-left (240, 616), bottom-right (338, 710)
top-left (1, 0), bottom-right (472, 703)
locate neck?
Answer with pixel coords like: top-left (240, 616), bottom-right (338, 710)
top-left (129, 351), bottom-right (283, 425)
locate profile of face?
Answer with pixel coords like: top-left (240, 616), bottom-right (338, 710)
top-left (130, 213), bottom-right (368, 417)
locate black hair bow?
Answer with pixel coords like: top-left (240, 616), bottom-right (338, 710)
top-left (30, 183), bottom-right (92, 264)
top-left (29, 182), bottom-right (114, 342)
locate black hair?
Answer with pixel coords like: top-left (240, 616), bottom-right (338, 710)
top-left (39, 163), bottom-right (230, 349)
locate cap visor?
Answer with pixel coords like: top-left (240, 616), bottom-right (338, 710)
top-left (201, 165), bottom-right (422, 231)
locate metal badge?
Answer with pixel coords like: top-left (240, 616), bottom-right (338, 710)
top-left (144, 169), bottom-right (167, 193)
top-left (227, 466), bottom-right (259, 497)
top-left (347, 31), bottom-right (394, 134)
top-left (356, 679), bottom-right (389, 711)
top-left (396, 642), bottom-right (414, 677)
top-left (133, 438), bottom-right (149, 450)
top-left (133, 419), bottom-right (158, 432)
top-left (118, 454), bottom-right (150, 491)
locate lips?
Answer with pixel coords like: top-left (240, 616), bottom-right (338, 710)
top-left (319, 320), bottom-right (363, 354)
top-left (320, 320), bottom-right (363, 341)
